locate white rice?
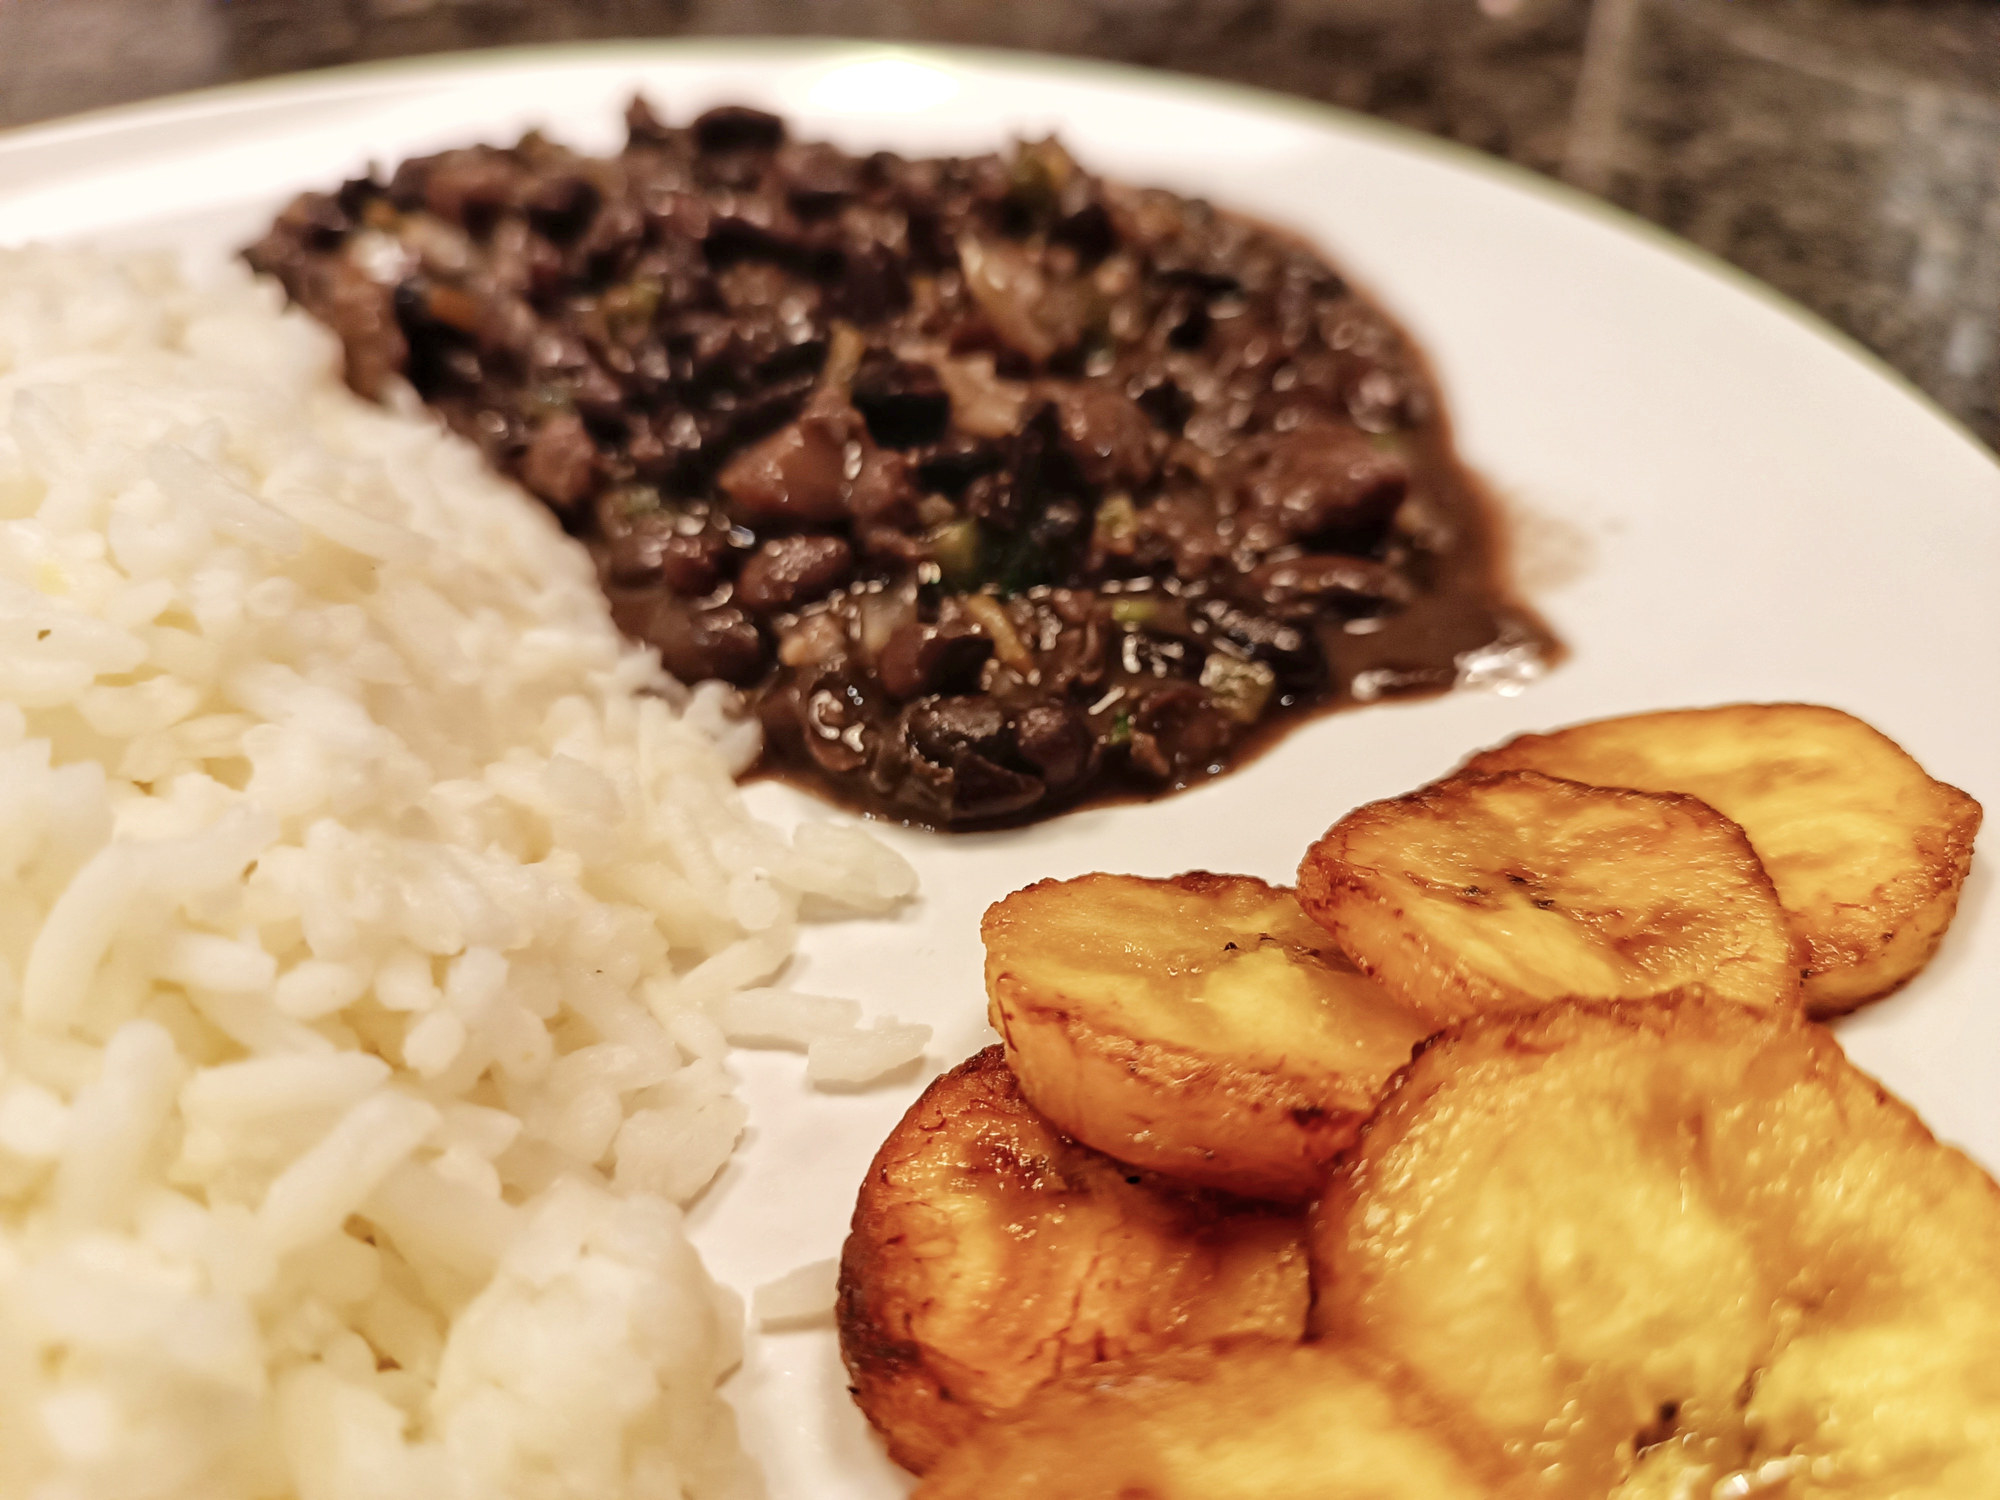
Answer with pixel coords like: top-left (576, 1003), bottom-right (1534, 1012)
top-left (0, 247), bottom-right (923, 1500)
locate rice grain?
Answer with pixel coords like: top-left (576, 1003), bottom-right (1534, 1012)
top-left (0, 246), bottom-right (928, 1500)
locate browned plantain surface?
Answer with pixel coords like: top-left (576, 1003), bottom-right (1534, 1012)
top-left (913, 1338), bottom-right (1520, 1500)
top-left (983, 872), bottom-right (1431, 1200)
top-left (1313, 1000), bottom-right (2000, 1497)
top-left (1296, 771), bottom-right (1801, 1021)
top-left (838, 1046), bottom-right (1308, 1473)
top-left (1461, 703), bottom-right (1982, 1016)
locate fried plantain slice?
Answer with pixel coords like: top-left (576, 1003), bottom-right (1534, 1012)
top-left (1312, 1000), bottom-right (2000, 1497)
top-left (1296, 771), bottom-right (1801, 1021)
top-left (983, 872), bottom-right (1430, 1200)
top-left (838, 1046), bottom-right (1308, 1473)
top-left (914, 1339), bottom-right (1519, 1500)
top-left (1460, 703), bottom-right (1982, 1016)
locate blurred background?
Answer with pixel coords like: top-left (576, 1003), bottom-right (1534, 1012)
top-left (3, 0), bottom-right (1998, 448)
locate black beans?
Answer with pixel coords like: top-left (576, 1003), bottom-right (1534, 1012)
top-left (519, 413), bottom-right (598, 509)
top-left (625, 97), bottom-right (674, 147)
top-left (916, 437), bottom-right (1005, 498)
top-left (1052, 201), bottom-right (1117, 265)
top-left (602, 518), bottom-right (673, 587)
top-left (716, 414), bottom-right (852, 526)
top-left (907, 695), bottom-right (1009, 765)
top-left (1193, 598), bottom-right (1318, 677)
top-left (273, 191), bottom-right (349, 251)
top-left (1129, 684), bottom-right (1232, 781)
top-left (852, 358), bottom-right (952, 449)
top-left (693, 105), bottom-right (787, 156)
top-left (737, 535), bottom-right (855, 614)
top-left (1243, 554), bottom-right (1411, 612)
top-left (781, 141), bottom-right (859, 218)
top-left (703, 215), bottom-right (809, 272)
top-left (1055, 387), bottom-right (1159, 490)
top-left (944, 752), bottom-right (1045, 821)
top-left (254, 99), bottom-right (1551, 830)
top-left (902, 697), bottom-right (1046, 821)
top-left (823, 244), bottom-right (911, 323)
top-left (1236, 422), bottom-right (1408, 545)
top-left (1132, 377), bottom-right (1192, 434)
top-left (604, 519), bottom-right (737, 594)
top-left (1012, 703), bottom-right (1095, 790)
top-left (802, 673), bottom-right (874, 773)
top-left (522, 174), bottom-right (599, 244)
top-left (626, 599), bottom-right (767, 687)
top-left (877, 621), bottom-right (993, 700)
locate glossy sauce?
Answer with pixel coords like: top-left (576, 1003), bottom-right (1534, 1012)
top-left (247, 101), bottom-right (1558, 831)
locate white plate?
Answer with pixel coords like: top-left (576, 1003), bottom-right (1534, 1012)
top-left (3, 41), bottom-right (1997, 1499)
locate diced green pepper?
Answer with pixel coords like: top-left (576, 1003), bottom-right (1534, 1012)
top-left (602, 277), bottom-right (663, 331)
top-left (528, 380), bottom-right (576, 414)
top-left (1200, 654), bottom-right (1277, 725)
top-left (1008, 138), bottom-right (1078, 216)
top-left (1092, 492), bottom-right (1138, 552)
top-left (1110, 597), bottom-right (1159, 628)
top-left (612, 484), bottom-right (661, 517)
top-left (928, 518), bottom-right (983, 591)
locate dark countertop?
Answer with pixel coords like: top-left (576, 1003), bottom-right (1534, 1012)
top-left (4, 0), bottom-right (1998, 449)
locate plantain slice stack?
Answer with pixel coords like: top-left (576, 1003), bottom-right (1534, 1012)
top-left (838, 1046), bottom-right (1307, 1473)
top-left (983, 872), bottom-right (1429, 1200)
top-left (847, 701), bottom-right (1990, 1490)
top-left (1312, 1000), bottom-right (2000, 1497)
top-left (1297, 771), bottom-right (1802, 1021)
top-left (1461, 703), bottom-right (1982, 1016)
top-left (913, 1339), bottom-right (1519, 1500)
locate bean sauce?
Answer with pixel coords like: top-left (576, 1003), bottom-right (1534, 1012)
top-left (247, 100), bottom-right (1557, 829)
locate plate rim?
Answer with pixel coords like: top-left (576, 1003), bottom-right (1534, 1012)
top-left (3, 33), bottom-right (1995, 476)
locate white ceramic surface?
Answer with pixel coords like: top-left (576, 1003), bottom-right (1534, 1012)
top-left (3, 43), bottom-right (1997, 1498)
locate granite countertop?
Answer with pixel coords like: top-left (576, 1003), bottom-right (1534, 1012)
top-left (3, 0), bottom-right (1998, 449)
